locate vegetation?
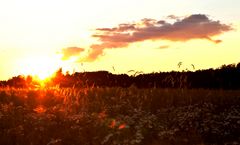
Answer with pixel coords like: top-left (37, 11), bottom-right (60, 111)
top-left (0, 87), bottom-right (239, 145)
top-left (0, 63), bottom-right (240, 144)
top-left (1, 62), bottom-right (240, 89)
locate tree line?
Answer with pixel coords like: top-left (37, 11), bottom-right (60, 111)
top-left (1, 63), bottom-right (240, 89)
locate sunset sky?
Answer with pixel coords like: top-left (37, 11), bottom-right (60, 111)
top-left (0, 0), bottom-right (240, 80)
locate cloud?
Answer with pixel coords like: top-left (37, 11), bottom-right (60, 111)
top-left (61, 47), bottom-right (84, 60)
top-left (167, 15), bottom-right (180, 20)
top-left (158, 45), bottom-right (170, 49)
top-left (84, 14), bottom-right (233, 61)
top-left (59, 14), bottom-right (233, 62)
top-left (81, 46), bottom-right (104, 62)
top-left (93, 14), bottom-right (231, 44)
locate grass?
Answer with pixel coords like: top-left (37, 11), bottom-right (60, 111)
top-left (0, 87), bottom-right (239, 145)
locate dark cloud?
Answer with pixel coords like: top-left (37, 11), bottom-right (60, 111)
top-left (84, 14), bottom-right (232, 61)
top-left (157, 20), bottom-right (166, 25)
top-left (61, 47), bottom-right (84, 60)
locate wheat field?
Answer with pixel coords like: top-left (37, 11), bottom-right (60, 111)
top-left (0, 87), bottom-right (239, 145)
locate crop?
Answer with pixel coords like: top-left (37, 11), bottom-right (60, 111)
top-left (0, 87), bottom-right (239, 145)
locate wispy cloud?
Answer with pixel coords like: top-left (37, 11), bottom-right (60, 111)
top-left (81, 14), bottom-right (232, 61)
top-left (158, 45), bottom-right (170, 49)
top-left (60, 14), bottom-right (232, 62)
top-left (61, 47), bottom-right (84, 60)
top-left (166, 14), bottom-right (181, 20)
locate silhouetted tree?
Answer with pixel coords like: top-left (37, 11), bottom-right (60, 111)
top-left (1, 62), bottom-right (240, 89)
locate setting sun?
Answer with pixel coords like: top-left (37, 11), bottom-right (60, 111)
top-left (0, 1), bottom-right (240, 145)
top-left (18, 55), bottom-right (62, 80)
top-left (0, 0), bottom-right (240, 80)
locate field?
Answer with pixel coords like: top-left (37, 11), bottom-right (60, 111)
top-left (0, 87), bottom-right (239, 145)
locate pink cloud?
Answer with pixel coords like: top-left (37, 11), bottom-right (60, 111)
top-left (76, 14), bottom-right (232, 62)
top-left (61, 47), bottom-right (84, 60)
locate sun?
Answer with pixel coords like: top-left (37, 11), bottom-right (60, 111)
top-left (18, 55), bottom-right (62, 81)
top-left (36, 69), bottom-right (54, 81)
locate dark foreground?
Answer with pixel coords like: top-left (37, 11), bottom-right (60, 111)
top-left (0, 87), bottom-right (239, 145)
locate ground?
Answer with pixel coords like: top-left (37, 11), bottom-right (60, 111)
top-left (0, 87), bottom-right (239, 145)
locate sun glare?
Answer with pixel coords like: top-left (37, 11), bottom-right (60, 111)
top-left (19, 56), bottom-right (62, 81)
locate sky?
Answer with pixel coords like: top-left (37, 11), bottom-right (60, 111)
top-left (0, 0), bottom-right (240, 80)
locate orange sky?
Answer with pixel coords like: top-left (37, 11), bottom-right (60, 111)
top-left (0, 0), bottom-right (240, 80)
